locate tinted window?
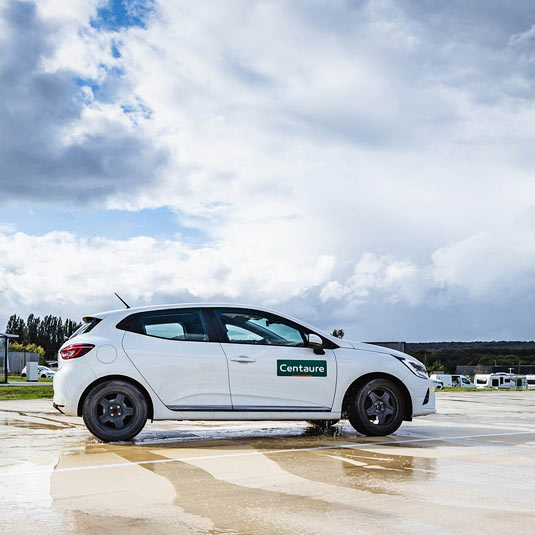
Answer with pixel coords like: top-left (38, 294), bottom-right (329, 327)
top-left (139, 310), bottom-right (208, 342)
top-left (215, 309), bottom-right (305, 346)
top-left (492, 379), bottom-right (499, 387)
top-left (68, 317), bottom-right (101, 339)
top-left (226, 324), bottom-right (263, 343)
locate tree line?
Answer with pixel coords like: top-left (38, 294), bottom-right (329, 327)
top-left (6, 314), bottom-right (81, 360)
top-left (331, 332), bottom-right (535, 374)
top-left (406, 343), bottom-right (535, 374)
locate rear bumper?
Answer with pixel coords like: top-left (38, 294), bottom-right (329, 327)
top-left (52, 402), bottom-right (65, 414)
top-left (53, 358), bottom-right (97, 416)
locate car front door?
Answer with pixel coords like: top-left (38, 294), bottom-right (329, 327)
top-left (212, 308), bottom-right (337, 411)
top-left (121, 308), bottom-right (232, 410)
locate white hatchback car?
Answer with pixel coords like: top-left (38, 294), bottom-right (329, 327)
top-left (53, 304), bottom-right (435, 442)
top-left (21, 365), bottom-right (56, 379)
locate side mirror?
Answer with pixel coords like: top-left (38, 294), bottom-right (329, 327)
top-left (308, 333), bottom-right (325, 355)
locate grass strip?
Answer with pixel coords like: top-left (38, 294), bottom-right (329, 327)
top-left (8, 376), bottom-right (53, 383)
top-left (0, 386), bottom-right (53, 401)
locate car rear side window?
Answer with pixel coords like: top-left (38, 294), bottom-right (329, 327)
top-left (139, 310), bottom-right (209, 342)
top-left (68, 317), bottom-right (101, 339)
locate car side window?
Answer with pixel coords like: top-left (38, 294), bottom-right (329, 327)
top-left (215, 309), bottom-right (306, 346)
top-left (139, 310), bottom-right (209, 342)
top-left (225, 324), bottom-right (264, 343)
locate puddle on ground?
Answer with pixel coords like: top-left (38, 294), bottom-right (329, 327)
top-left (0, 419), bottom-right (66, 430)
top-left (2, 396), bottom-right (535, 535)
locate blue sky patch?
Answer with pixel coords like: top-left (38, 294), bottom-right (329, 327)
top-left (0, 203), bottom-right (210, 246)
top-left (111, 42), bottom-right (122, 58)
top-left (91, 0), bottom-right (155, 32)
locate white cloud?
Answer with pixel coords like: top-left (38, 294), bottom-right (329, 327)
top-left (0, 229), bottom-right (335, 316)
top-left (0, 0), bottom-right (168, 204)
top-left (0, 1), bottom-right (534, 339)
top-left (320, 216), bottom-right (535, 311)
top-left (430, 217), bottom-right (535, 302)
top-left (0, 213), bottom-right (532, 340)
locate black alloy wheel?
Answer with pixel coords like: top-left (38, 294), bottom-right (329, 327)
top-left (348, 378), bottom-right (405, 436)
top-left (82, 380), bottom-right (148, 442)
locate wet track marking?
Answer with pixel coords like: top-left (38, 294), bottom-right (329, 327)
top-left (1, 430), bottom-right (533, 478)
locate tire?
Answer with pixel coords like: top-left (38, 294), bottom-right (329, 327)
top-left (21, 373), bottom-right (26, 378)
top-left (82, 380), bottom-right (148, 442)
top-left (347, 378), bottom-right (405, 436)
top-left (307, 419), bottom-right (340, 430)
top-left (41, 374), bottom-right (47, 378)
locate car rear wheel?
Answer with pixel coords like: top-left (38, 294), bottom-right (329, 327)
top-left (347, 378), bottom-right (405, 436)
top-left (82, 380), bottom-right (148, 442)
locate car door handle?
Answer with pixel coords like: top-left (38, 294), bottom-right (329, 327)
top-left (230, 356), bottom-right (257, 363)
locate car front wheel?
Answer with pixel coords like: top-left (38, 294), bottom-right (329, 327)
top-left (347, 378), bottom-right (405, 436)
top-left (82, 380), bottom-right (148, 442)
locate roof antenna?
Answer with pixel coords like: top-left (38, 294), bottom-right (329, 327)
top-left (114, 292), bottom-right (131, 309)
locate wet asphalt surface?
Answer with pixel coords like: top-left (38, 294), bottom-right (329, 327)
top-left (1, 392), bottom-right (534, 534)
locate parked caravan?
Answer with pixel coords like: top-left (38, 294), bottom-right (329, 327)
top-left (429, 374), bottom-right (475, 388)
top-left (474, 373), bottom-right (527, 389)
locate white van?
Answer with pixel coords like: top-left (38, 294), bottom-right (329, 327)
top-left (474, 373), bottom-right (527, 389)
top-left (429, 374), bottom-right (475, 388)
top-left (526, 375), bottom-right (535, 390)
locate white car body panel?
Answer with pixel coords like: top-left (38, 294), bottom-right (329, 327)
top-left (122, 332), bottom-right (232, 408)
top-left (220, 343), bottom-right (337, 409)
top-left (53, 303), bottom-right (435, 423)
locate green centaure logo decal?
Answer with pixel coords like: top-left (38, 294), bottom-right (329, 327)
top-left (277, 360), bottom-right (327, 377)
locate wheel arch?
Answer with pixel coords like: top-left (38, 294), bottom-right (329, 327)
top-left (77, 375), bottom-right (154, 420)
top-left (341, 372), bottom-right (413, 421)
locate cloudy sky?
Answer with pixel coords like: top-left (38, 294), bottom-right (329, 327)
top-left (0, 0), bottom-right (534, 341)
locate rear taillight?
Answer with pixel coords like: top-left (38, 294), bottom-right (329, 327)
top-left (60, 344), bottom-right (95, 360)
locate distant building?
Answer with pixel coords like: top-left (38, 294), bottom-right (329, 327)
top-left (8, 352), bottom-right (41, 374)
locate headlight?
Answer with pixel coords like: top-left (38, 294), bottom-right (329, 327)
top-left (394, 355), bottom-right (428, 379)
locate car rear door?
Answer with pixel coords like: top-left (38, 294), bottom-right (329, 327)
top-left (212, 308), bottom-right (337, 411)
top-left (121, 308), bottom-right (232, 410)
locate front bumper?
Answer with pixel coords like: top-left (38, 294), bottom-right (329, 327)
top-left (412, 382), bottom-right (436, 416)
top-left (408, 376), bottom-right (436, 417)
